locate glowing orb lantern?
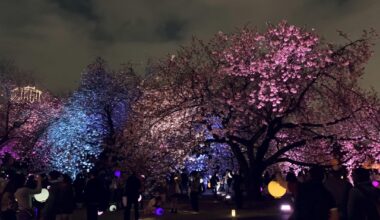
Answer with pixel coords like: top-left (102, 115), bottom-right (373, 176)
top-left (268, 181), bottom-right (286, 198)
top-left (231, 209), bottom-right (236, 217)
top-left (114, 170), bottom-right (121, 178)
top-left (155, 207), bottom-right (164, 216)
top-left (109, 204), bottom-right (117, 212)
top-left (280, 204), bottom-right (292, 212)
top-left (372, 180), bottom-right (379, 188)
top-left (34, 188), bottom-right (49, 202)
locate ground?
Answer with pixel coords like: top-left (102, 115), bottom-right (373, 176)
top-left (71, 192), bottom-right (292, 220)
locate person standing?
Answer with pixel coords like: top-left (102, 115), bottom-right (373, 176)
top-left (41, 171), bottom-right (62, 220)
top-left (56, 174), bottom-right (75, 220)
top-left (210, 173), bottom-right (219, 197)
top-left (324, 167), bottom-right (352, 220)
top-left (232, 172), bottom-right (243, 209)
top-left (189, 171), bottom-right (200, 212)
top-left (180, 171), bottom-right (188, 196)
top-left (291, 166), bottom-right (338, 220)
top-left (84, 171), bottom-right (107, 220)
top-left (1, 173), bottom-right (24, 220)
top-left (168, 175), bottom-right (181, 213)
top-left (347, 168), bottom-right (380, 220)
top-left (124, 172), bottom-right (141, 220)
top-left (14, 174), bottom-right (42, 220)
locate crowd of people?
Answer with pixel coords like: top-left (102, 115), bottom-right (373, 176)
top-left (282, 166), bottom-right (380, 220)
top-left (0, 166), bottom-right (378, 220)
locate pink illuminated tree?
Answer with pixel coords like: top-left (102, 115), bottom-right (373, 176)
top-left (126, 21), bottom-right (379, 198)
top-left (0, 60), bottom-right (62, 166)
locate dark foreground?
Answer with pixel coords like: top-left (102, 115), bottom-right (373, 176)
top-left (71, 194), bottom-right (291, 220)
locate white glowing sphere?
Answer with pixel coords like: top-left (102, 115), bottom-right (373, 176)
top-left (231, 209), bottom-right (236, 217)
top-left (138, 194), bottom-right (142, 202)
top-left (200, 178), bottom-right (204, 183)
top-left (34, 188), bottom-right (49, 202)
top-left (225, 194), bottom-right (231, 200)
top-left (97, 211), bottom-right (104, 216)
top-left (280, 204), bottom-right (292, 212)
top-left (109, 204), bottom-right (117, 212)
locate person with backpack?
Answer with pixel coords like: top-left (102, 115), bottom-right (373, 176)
top-left (347, 168), bottom-right (380, 220)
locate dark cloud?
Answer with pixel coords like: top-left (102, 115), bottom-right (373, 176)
top-left (51, 0), bottom-right (98, 20)
top-left (0, 0), bottom-right (379, 93)
top-left (156, 18), bottom-right (187, 41)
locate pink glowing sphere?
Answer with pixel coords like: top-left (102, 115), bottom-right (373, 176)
top-left (372, 180), bottom-right (379, 188)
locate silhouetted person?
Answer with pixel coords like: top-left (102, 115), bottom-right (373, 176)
top-left (56, 174), bottom-right (75, 220)
top-left (0, 172), bottom-right (24, 220)
top-left (210, 173), bottom-right (219, 197)
top-left (180, 171), bottom-right (189, 195)
top-left (324, 166), bottom-right (352, 220)
top-left (233, 172), bottom-right (243, 209)
top-left (168, 175), bottom-right (181, 213)
top-left (73, 173), bottom-right (86, 205)
top-left (41, 171), bottom-right (62, 220)
top-left (347, 168), bottom-right (380, 220)
top-left (15, 174), bottom-right (42, 220)
top-left (189, 171), bottom-right (201, 212)
top-left (291, 166), bottom-right (338, 220)
top-left (124, 172), bottom-right (141, 220)
top-left (84, 171), bottom-right (106, 220)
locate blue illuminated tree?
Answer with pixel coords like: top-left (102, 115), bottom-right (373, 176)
top-left (41, 58), bottom-right (139, 177)
top-left (43, 93), bottom-right (105, 177)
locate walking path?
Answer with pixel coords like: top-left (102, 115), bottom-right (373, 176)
top-left (72, 193), bottom-right (292, 220)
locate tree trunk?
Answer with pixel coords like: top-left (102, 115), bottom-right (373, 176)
top-left (242, 166), bottom-right (264, 201)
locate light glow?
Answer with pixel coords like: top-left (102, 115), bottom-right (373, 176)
top-left (280, 204), bottom-right (292, 212)
top-left (268, 181), bottom-right (287, 198)
top-left (34, 188), bottom-right (49, 202)
top-left (372, 180), bottom-right (379, 188)
top-left (155, 207), bottom-right (164, 216)
top-left (231, 209), bottom-right (236, 217)
top-left (109, 204), bottom-right (117, 212)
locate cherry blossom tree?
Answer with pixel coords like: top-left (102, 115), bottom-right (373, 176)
top-left (38, 58), bottom-right (140, 177)
top-left (126, 21), bottom-right (379, 198)
top-left (0, 60), bottom-right (62, 166)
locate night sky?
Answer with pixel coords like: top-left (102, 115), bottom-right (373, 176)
top-left (0, 0), bottom-right (379, 93)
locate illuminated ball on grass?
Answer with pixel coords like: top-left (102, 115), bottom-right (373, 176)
top-left (109, 204), bottom-right (117, 212)
top-left (372, 180), bottom-right (379, 188)
top-left (280, 204), bottom-right (292, 212)
top-left (114, 170), bottom-right (121, 178)
top-left (34, 188), bottom-right (49, 202)
top-left (268, 181), bottom-right (286, 198)
top-left (155, 207), bottom-right (164, 216)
